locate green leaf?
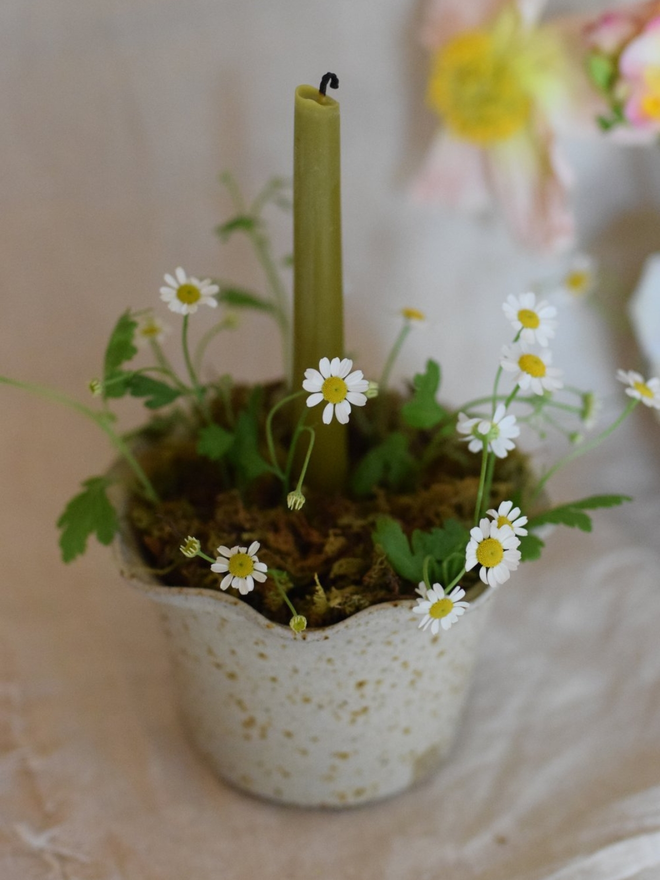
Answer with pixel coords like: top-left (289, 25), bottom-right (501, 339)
top-left (227, 388), bottom-right (272, 485)
top-left (56, 477), bottom-right (119, 563)
top-left (215, 216), bottom-right (258, 240)
top-left (103, 312), bottom-right (138, 399)
top-left (401, 360), bottom-right (447, 429)
top-left (411, 519), bottom-right (469, 564)
top-left (197, 423), bottom-right (235, 461)
top-left (518, 533), bottom-right (545, 562)
top-left (587, 52), bottom-right (616, 92)
top-left (217, 287), bottom-right (278, 315)
top-left (351, 432), bottom-right (415, 497)
top-left (128, 375), bottom-right (181, 409)
top-left (527, 494), bottom-right (632, 533)
top-left (373, 517), bottom-right (421, 583)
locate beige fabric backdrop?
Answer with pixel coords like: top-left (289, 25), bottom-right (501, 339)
top-left (1, 1), bottom-right (660, 878)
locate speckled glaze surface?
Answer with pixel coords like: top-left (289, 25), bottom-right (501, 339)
top-left (118, 527), bottom-right (494, 808)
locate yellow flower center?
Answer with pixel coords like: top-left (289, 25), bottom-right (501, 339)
top-left (518, 353), bottom-right (546, 378)
top-left (140, 322), bottom-right (160, 338)
top-left (518, 308), bottom-right (540, 329)
top-left (176, 283), bottom-right (202, 305)
top-left (641, 69), bottom-right (660, 120)
top-left (401, 307), bottom-right (426, 322)
top-left (633, 380), bottom-right (653, 399)
top-left (476, 538), bottom-right (504, 568)
top-left (322, 376), bottom-right (348, 404)
top-left (228, 553), bottom-right (254, 578)
top-left (429, 597), bottom-right (454, 619)
top-left (428, 31), bottom-right (531, 145)
top-left (565, 270), bottom-right (590, 295)
top-left (497, 515), bottom-right (513, 529)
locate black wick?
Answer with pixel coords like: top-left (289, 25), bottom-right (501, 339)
top-left (319, 72), bottom-right (339, 97)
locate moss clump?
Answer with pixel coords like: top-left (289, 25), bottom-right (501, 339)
top-left (126, 384), bottom-right (532, 627)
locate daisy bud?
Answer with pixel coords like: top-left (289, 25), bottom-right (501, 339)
top-left (287, 490), bottom-right (306, 511)
top-left (180, 536), bottom-right (201, 558)
top-left (365, 381), bottom-right (379, 399)
top-left (88, 378), bottom-right (103, 397)
top-left (289, 614), bottom-right (307, 633)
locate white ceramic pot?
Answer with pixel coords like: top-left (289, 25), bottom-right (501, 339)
top-left (117, 521), bottom-right (493, 808)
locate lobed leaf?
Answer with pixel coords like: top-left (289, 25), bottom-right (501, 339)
top-left (518, 533), bottom-right (545, 562)
top-left (128, 375), bottom-right (181, 410)
top-left (217, 287), bottom-right (278, 315)
top-left (401, 360), bottom-right (447, 429)
top-left (56, 477), bottom-right (119, 563)
top-left (215, 216), bottom-right (258, 241)
top-left (103, 311), bottom-right (138, 398)
top-left (197, 423), bottom-right (235, 461)
top-left (351, 432), bottom-right (415, 497)
top-left (528, 494), bottom-right (632, 533)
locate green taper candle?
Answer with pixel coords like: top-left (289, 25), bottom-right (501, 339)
top-left (292, 74), bottom-right (347, 492)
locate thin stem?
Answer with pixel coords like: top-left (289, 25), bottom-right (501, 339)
top-left (196, 550), bottom-right (216, 564)
top-left (422, 555), bottom-right (433, 591)
top-left (480, 452), bottom-right (496, 520)
top-left (531, 399), bottom-right (637, 503)
top-left (446, 567), bottom-right (465, 594)
top-left (491, 366), bottom-right (504, 416)
top-left (0, 375), bottom-right (160, 503)
top-left (379, 321), bottom-right (412, 394)
top-left (292, 427), bottom-right (316, 493)
top-left (193, 317), bottom-right (236, 376)
top-left (284, 408), bottom-right (310, 493)
top-left (181, 316), bottom-right (211, 421)
top-left (149, 340), bottom-right (189, 393)
top-left (474, 444), bottom-right (490, 527)
top-left (269, 569), bottom-right (300, 619)
top-left (264, 390), bottom-right (306, 480)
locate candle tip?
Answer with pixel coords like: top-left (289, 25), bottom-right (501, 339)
top-left (319, 72), bottom-right (339, 97)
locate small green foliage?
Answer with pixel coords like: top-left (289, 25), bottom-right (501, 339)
top-left (527, 494), bottom-right (632, 533)
top-left (215, 215), bottom-right (258, 240)
top-left (587, 52), bottom-right (616, 92)
top-left (373, 516), bottom-right (469, 585)
top-left (401, 360), bottom-right (447, 429)
top-left (57, 477), bottom-right (119, 563)
top-left (227, 388), bottom-right (272, 485)
top-left (128, 375), bottom-right (181, 409)
top-left (217, 286), bottom-right (279, 315)
top-left (518, 533), bottom-right (545, 562)
top-left (103, 311), bottom-right (138, 399)
top-left (351, 432), bottom-right (416, 496)
top-left (197, 423), bottom-right (234, 461)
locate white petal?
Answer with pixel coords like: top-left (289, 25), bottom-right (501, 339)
top-left (319, 357), bottom-right (331, 378)
top-left (252, 570), bottom-right (267, 583)
top-left (175, 267), bottom-right (187, 284)
top-left (217, 546), bottom-right (232, 557)
top-left (306, 392), bottom-right (324, 408)
top-left (322, 402), bottom-right (334, 424)
top-left (335, 400), bottom-right (351, 424)
top-left (337, 358), bottom-right (353, 378)
top-left (329, 357), bottom-right (341, 375)
top-left (210, 562), bottom-right (227, 573)
top-left (346, 391), bottom-right (367, 406)
top-left (303, 379), bottom-right (322, 393)
top-left (220, 574), bottom-right (233, 591)
top-left (253, 561), bottom-right (268, 572)
top-left (247, 541), bottom-right (260, 556)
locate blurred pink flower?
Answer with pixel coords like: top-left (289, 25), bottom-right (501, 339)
top-left (414, 0), bottom-right (575, 255)
top-left (620, 15), bottom-right (660, 131)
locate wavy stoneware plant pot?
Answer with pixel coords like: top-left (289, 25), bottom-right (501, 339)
top-left (116, 514), bottom-right (494, 808)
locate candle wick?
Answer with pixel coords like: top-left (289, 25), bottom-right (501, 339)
top-left (318, 72), bottom-right (339, 98)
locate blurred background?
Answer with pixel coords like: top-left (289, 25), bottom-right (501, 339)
top-left (1, 1), bottom-right (659, 877)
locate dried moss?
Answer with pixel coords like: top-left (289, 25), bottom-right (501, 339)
top-left (126, 384), bottom-right (533, 627)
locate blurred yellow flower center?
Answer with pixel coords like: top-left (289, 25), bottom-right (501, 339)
top-left (428, 31), bottom-right (531, 145)
top-left (497, 515), bottom-right (513, 529)
top-left (402, 307), bottom-right (426, 322)
top-left (633, 380), bottom-right (653, 399)
top-left (565, 270), bottom-right (590, 294)
top-left (641, 69), bottom-right (660, 120)
top-left (228, 553), bottom-right (254, 578)
top-left (322, 376), bottom-right (348, 404)
top-left (429, 597), bottom-right (454, 619)
top-left (519, 353), bottom-right (546, 378)
top-left (176, 284), bottom-right (202, 305)
top-left (476, 538), bottom-right (504, 568)
top-left (518, 308), bottom-right (540, 329)
top-left (140, 322), bottom-right (160, 337)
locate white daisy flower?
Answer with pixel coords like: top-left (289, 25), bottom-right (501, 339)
top-left (210, 541), bottom-right (268, 595)
top-left (456, 404), bottom-right (520, 459)
top-left (502, 292), bottom-right (557, 347)
top-left (160, 267), bottom-right (219, 316)
top-left (486, 500), bottom-right (528, 537)
top-left (500, 344), bottom-right (563, 396)
top-left (136, 312), bottom-right (171, 347)
top-left (413, 584), bottom-right (469, 634)
top-left (465, 518), bottom-right (521, 588)
top-left (616, 369), bottom-right (660, 410)
top-left (558, 254), bottom-right (597, 301)
top-left (302, 357), bottom-right (369, 425)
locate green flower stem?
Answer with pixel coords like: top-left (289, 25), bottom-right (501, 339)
top-left (0, 375), bottom-right (160, 503)
top-left (422, 555), bottom-right (433, 591)
top-left (265, 390), bottom-right (306, 480)
top-left (446, 567), bottom-right (465, 594)
top-left (473, 444), bottom-right (490, 527)
top-left (531, 398), bottom-right (638, 504)
top-left (480, 451), bottom-right (496, 520)
top-left (491, 366), bottom-right (504, 416)
top-left (504, 385), bottom-right (519, 409)
top-left (268, 569), bottom-right (300, 619)
top-left (379, 321), bottom-right (412, 394)
top-left (196, 549), bottom-right (216, 564)
top-left (149, 340), bottom-right (189, 394)
top-left (291, 427), bottom-right (316, 494)
top-left (181, 316), bottom-right (211, 421)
